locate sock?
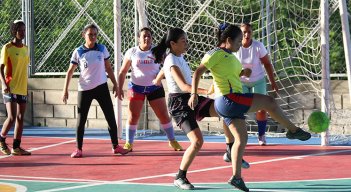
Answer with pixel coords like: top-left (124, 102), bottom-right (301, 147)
top-left (126, 124), bottom-right (137, 143)
top-left (13, 139), bottom-right (21, 149)
top-left (176, 169), bottom-right (187, 179)
top-left (0, 135), bottom-right (6, 142)
top-left (257, 120), bottom-right (267, 136)
top-left (161, 122), bottom-right (175, 141)
top-left (226, 142), bottom-right (234, 153)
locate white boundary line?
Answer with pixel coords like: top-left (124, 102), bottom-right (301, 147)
top-left (0, 139), bottom-right (75, 160)
top-left (31, 148), bottom-right (351, 192)
top-left (0, 175), bottom-right (105, 183)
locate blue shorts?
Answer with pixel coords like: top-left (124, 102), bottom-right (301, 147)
top-left (214, 93), bottom-right (254, 126)
top-left (127, 82), bottom-right (165, 101)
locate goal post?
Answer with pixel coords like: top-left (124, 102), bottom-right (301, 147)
top-left (114, 0), bottom-right (123, 138)
top-left (320, 0), bottom-right (331, 146)
top-left (115, 0), bottom-right (351, 145)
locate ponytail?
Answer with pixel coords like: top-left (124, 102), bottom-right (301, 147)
top-left (216, 23), bottom-right (241, 46)
top-left (152, 27), bottom-right (185, 63)
top-left (152, 35), bottom-right (167, 63)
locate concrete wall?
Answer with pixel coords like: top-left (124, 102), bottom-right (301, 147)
top-left (0, 79), bottom-right (350, 134)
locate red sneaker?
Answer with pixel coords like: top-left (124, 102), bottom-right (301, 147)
top-left (71, 149), bottom-right (82, 158)
top-left (113, 145), bottom-right (129, 155)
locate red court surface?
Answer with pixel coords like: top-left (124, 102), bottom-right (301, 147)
top-left (1, 136), bottom-right (351, 191)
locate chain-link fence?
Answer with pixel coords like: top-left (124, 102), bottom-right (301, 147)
top-left (0, 1), bottom-right (22, 45)
top-left (1, 0), bottom-right (136, 75)
top-left (31, 0), bottom-right (132, 75)
top-left (0, 0), bottom-right (349, 77)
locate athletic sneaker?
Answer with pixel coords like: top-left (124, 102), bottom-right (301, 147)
top-left (0, 141), bottom-right (11, 155)
top-left (11, 147), bottom-right (31, 156)
top-left (169, 140), bottom-right (183, 151)
top-left (113, 145), bottom-right (129, 155)
top-left (123, 142), bottom-right (133, 152)
top-left (70, 149), bottom-right (82, 158)
top-left (286, 128), bottom-right (311, 141)
top-left (223, 152), bottom-right (250, 169)
top-left (228, 175), bottom-right (249, 192)
top-left (258, 135), bottom-right (267, 146)
top-left (174, 177), bottom-right (194, 190)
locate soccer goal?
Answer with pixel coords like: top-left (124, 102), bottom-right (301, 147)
top-left (113, 0), bottom-right (351, 145)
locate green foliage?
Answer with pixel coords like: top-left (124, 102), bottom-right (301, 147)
top-left (0, 0), bottom-right (22, 44)
top-left (0, 0), bottom-right (349, 77)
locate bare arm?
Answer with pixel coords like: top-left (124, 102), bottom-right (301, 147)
top-left (170, 65), bottom-right (207, 94)
top-left (153, 68), bottom-right (164, 86)
top-left (117, 58), bottom-right (132, 100)
top-left (62, 64), bottom-right (77, 104)
top-left (0, 64), bottom-right (9, 93)
top-left (261, 54), bottom-right (278, 92)
top-left (188, 64), bottom-right (208, 109)
top-left (105, 59), bottom-right (118, 98)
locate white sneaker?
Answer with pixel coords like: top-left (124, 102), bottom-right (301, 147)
top-left (174, 177), bottom-right (194, 190)
top-left (223, 152), bottom-right (250, 169)
top-left (258, 135), bottom-right (267, 146)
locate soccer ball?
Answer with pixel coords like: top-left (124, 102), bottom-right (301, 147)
top-left (307, 111), bottom-right (330, 133)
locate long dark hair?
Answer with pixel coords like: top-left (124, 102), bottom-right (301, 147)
top-left (216, 23), bottom-right (242, 46)
top-left (152, 27), bottom-right (185, 63)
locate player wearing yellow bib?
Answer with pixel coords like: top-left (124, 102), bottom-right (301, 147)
top-left (189, 23), bottom-right (311, 192)
top-left (0, 20), bottom-right (31, 156)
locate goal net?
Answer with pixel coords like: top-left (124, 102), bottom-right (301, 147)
top-left (119, 0), bottom-right (351, 145)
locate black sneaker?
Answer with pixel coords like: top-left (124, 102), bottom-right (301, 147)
top-left (174, 177), bottom-right (194, 190)
top-left (0, 141), bottom-right (11, 155)
top-left (228, 176), bottom-right (249, 192)
top-left (286, 128), bottom-right (311, 141)
top-left (223, 152), bottom-right (250, 169)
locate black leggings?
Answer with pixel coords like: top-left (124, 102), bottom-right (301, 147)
top-left (76, 83), bottom-right (118, 149)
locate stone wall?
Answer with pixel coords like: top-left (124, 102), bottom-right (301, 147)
top-left (0, 79), bottom-right (350, 134)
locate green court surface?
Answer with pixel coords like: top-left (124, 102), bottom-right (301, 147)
top-left (1, 128), bottom-right (351, 192)
top-left (1, 178), bottom-right (351, 192)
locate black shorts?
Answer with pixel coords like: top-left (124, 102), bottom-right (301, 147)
top-left (128, 82), bottom-right (165, 101)
top-left (3, 93), bottom-right (28, 104)
top-left (168, 93), bottom-right (213, 134)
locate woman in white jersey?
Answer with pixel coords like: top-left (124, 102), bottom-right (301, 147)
top-left (152, 27), bottom-right (250, 190)
top-left (0, 20), bottom-right (31, 156)
top-left (62, 24), bottom-right (129, 158)
top-left (235, 23), bottom-right (279, 146)
top-left (118, 27), bottom-right (182, 152)
top-left (189, 23), bottom-right (311, 192)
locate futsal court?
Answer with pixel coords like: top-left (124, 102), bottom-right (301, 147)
top-left (0, 127), bottom-right (350, 192)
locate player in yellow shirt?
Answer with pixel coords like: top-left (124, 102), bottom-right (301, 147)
top-left (189, 23), bottom-right (311, 192)
top-left (0, 20), bottom-right (31, 156)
